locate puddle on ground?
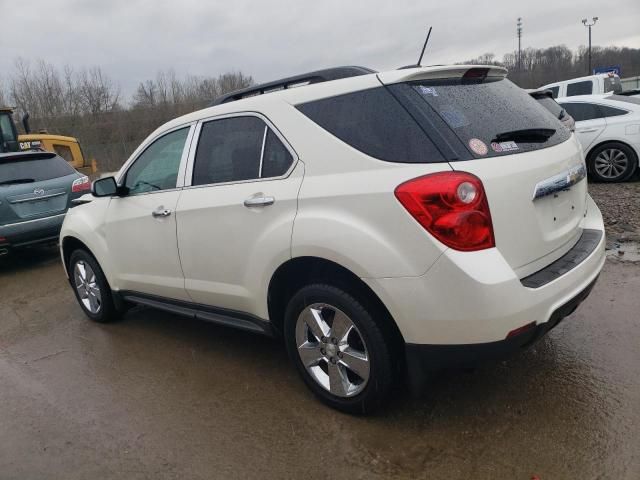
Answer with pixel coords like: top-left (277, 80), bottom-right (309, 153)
top-left (606, 241), bottom-right (640, 262)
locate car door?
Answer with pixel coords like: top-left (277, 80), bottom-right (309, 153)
top-left (560, 102), bottom-right (607, 150)
top-left (176, 114), bottom-right (303, 316)
top-left (105, 125), bottom-right (194, 300)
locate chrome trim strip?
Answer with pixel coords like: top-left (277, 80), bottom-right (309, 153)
top-left (532, 163), bottom-right (587, 200)
top-left (9, 191), bottom-right (66, 204)
top-left (0, 213), bottom-right (66, 228)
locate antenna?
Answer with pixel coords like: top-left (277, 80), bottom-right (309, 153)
top-left (417, 27), bottom-right (433, 66)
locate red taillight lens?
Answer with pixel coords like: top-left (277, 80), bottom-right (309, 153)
top-left (71, 176), bottom-right (91, 193)
top-left (394, 172), bottom-right (495, 251)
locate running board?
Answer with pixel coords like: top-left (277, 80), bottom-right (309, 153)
top-left (119, 291), bottom-right (274, 337)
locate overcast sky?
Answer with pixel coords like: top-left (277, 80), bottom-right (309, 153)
top-left (1, 0), bottom-right (639, 97)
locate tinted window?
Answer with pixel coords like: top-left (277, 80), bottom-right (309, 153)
top-left (549, 86), bottom-right (560, 98)
top-left (0, 154), bottom-right (74, 184)
top-left (297, 87), bottom-right (445, 163)
top-left (598, 105), bottom-right (628, 118)
top-left (405, 78), bottom-right (571, 158)
top-left (0, 113), bottom-right (17, 145)
top-left (566, 81), bottom-right (593, 96)
top-left (604, 76), bottom-right (622, 94)
top-left (536, 96), bottom-right (564, 119)
top-left (262, 130), bottom-right (293, 178)
top-left (53, 144), bottom-right (74, 163)
top-left (560, 103), bottom-right (601, 121)
top-left (193, 117), bottom-right (265, 186)
top-left (125, 127), bottom-right (189, 194)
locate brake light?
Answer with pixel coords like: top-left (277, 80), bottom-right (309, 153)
top-left (71, 176), bottom-right (91, 193)
top-left (394, 172), bottom-right (495, 251)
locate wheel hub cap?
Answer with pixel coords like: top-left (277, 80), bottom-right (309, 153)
top-left (594, 148), bottom-right (628, 179)
top-left (73, 260), bottom-right (102, 314)
top-left (295, 303), bottom-right (370, 398)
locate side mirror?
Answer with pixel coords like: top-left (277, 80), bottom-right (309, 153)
top-left (92, 176), bottom-right (125, 197)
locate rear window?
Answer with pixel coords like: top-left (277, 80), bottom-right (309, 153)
top-left (567, 81), bottom-right (593, 96)
top-left (604, 76), bottom-right (622, 94)
top-left (0, 154), bottom-right (74, 184)
top-left (398, 78), bottom-right (571, 158)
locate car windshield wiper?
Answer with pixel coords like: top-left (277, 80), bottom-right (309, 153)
top-left (0, 178), bottom-right (36, 186)
top-left (492, 128), bottom-right (556, 143)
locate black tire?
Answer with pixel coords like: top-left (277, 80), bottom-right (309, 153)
top-left (284, 284), bottom-right (393, 414)
top-left (68, 249), bottom-right (120, 323)
top-left (587, 142), bottom-right (638, 183)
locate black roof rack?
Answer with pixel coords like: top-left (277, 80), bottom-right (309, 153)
top-left (211, 66), bottom-right (376, 106)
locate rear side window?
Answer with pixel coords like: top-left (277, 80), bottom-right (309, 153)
top-left (0, 155), bottom-right (74, 184)
top-left (598, 105), bottom-right (628, 118)
top-left (193, 116), bottom-right (294, 186)
top-left (560, 103), bottom-right (601, 121)
top-left (297, 87), bottom-right (445, 163)
top-left (566, 81), bottom-right (593, 96)
top-left (549, 86), bottom-right (560, 98)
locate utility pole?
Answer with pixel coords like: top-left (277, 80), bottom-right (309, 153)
top-left (516, 18), bottom-right (523, 71)
top-left (582, 17), bottom-right (598, 74)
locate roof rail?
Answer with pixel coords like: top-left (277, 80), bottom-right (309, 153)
top-left (211, 66), bottom-right (376, 106)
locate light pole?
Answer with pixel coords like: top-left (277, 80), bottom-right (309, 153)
top-left (582, 17), bottom-right (598, 74)
top-left (517, 18), bottom-right (523, 71)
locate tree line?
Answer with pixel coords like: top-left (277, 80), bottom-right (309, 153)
top-left (0, 59), bottom-right (253, 171)
top-left (464, 45), bottom-right (640, 88)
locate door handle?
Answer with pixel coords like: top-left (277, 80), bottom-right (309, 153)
top-left (244, 195), bottom-right (275, 208)
top-left (577, 128), bottom-right (598, 133)
top-left (152, 207), bottom-right (172, 218)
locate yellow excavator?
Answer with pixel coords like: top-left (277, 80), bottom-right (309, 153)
top-left (0, 107), bottom-right (97, 175)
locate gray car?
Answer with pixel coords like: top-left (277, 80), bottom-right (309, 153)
top-left (0, 151), bottom-right (90, 256)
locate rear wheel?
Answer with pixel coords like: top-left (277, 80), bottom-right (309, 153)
top-left (284, 284), bottom-right (393, 414)
top-left (68, 249), bottom-right (120, 323)
top-left (588, 142), bottom-right (637, 182)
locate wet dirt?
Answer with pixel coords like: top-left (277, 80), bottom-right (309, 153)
top-left (1, 247), bottom-right (639, 479)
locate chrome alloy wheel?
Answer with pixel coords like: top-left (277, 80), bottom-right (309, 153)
top-left (295, 303), bottom-right (370, 397)
top-left (74, 260), bottom-right (102, 314)
top-left (594, 148), bottom-right (629, 180)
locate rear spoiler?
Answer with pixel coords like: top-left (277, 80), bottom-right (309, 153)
top-left (378, 65), bottom-right (508, 85)
top-left (0, 151), bottom-right (57, 162)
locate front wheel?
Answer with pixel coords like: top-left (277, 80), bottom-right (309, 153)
top-left (588, 142), bottom-right (638, 182)
top-left (68, 249), bottom-right (120, 323)
top-left (284, 284), bottom-right (393, 414)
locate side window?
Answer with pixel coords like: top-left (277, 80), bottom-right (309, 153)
top-left (125, 127), bottom-right (189, 194)
top-left (192, 116), bottom-right (293, 186)
top-left (560, 103), bottom-right (601, 122)
top-left (53, 144), bottom-right (74, 163)
top-left (598, 105), bottom-right (628, 118)
top-left (566, 81), bottom-right (593, 97)
top-left (549, 86), bottom-right (560, 98)
top-left (297, 87), bottom-right (445, 163)
top-left (262, 129), bottom-right (293, 178)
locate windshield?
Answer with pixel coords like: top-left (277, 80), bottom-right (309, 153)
top-left (0, 155), bottom-right (75, 184)
top-left (405, 78), bottom-right (571, 158)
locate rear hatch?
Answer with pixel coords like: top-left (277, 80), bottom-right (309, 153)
top-left (378, 67), bottom-right (586, 276)
top-left (0, 152), bottom-right (79, 226)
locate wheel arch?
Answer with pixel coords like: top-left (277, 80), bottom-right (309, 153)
top-left (586, 138), bottom-right (640, 164)
top-left (267, 256), bottom-right (406, 361)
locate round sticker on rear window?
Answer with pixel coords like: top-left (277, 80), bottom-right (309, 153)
top-left (468, 138), bottom-right (488, 156)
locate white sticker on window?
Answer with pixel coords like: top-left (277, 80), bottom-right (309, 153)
top-left (417, 86), bottom-right (438, 96)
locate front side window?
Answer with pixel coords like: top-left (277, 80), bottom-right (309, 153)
top-left (125, 127), bottom-right (189, 195)
top-left (566, 81), bottom-right (593, 96)
top-left (560, 102), bottom-right (601, 122)
top-left (192, 116), bottom-right (294, 186)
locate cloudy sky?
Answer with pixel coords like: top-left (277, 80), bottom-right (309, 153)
top-left (1, 0), bottom-right (639, 97)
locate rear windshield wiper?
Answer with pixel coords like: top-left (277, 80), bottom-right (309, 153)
top-left (492, 128), bottom-right (556, 143)
top-left (0, 178), bottom-right (36, 186)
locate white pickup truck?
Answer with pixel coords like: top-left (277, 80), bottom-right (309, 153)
top-left (540, 73), bottom-right (623, 98)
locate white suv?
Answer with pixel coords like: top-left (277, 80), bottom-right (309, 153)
top-left (60, 65), bottom-right (606, 413)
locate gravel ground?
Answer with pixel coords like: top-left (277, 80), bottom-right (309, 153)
top-left (589, 178), bottom-right (640, 261)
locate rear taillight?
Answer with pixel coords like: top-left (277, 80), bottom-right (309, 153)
top-left (394, 172), bottom-right (495, 251)
top-left (72, 176), bottom-right (91, 193)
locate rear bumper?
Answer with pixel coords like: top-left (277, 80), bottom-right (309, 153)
top-left (405, 274), bottom-right (598, 382)
top-left (0, 213), bottom-right (66, 248)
